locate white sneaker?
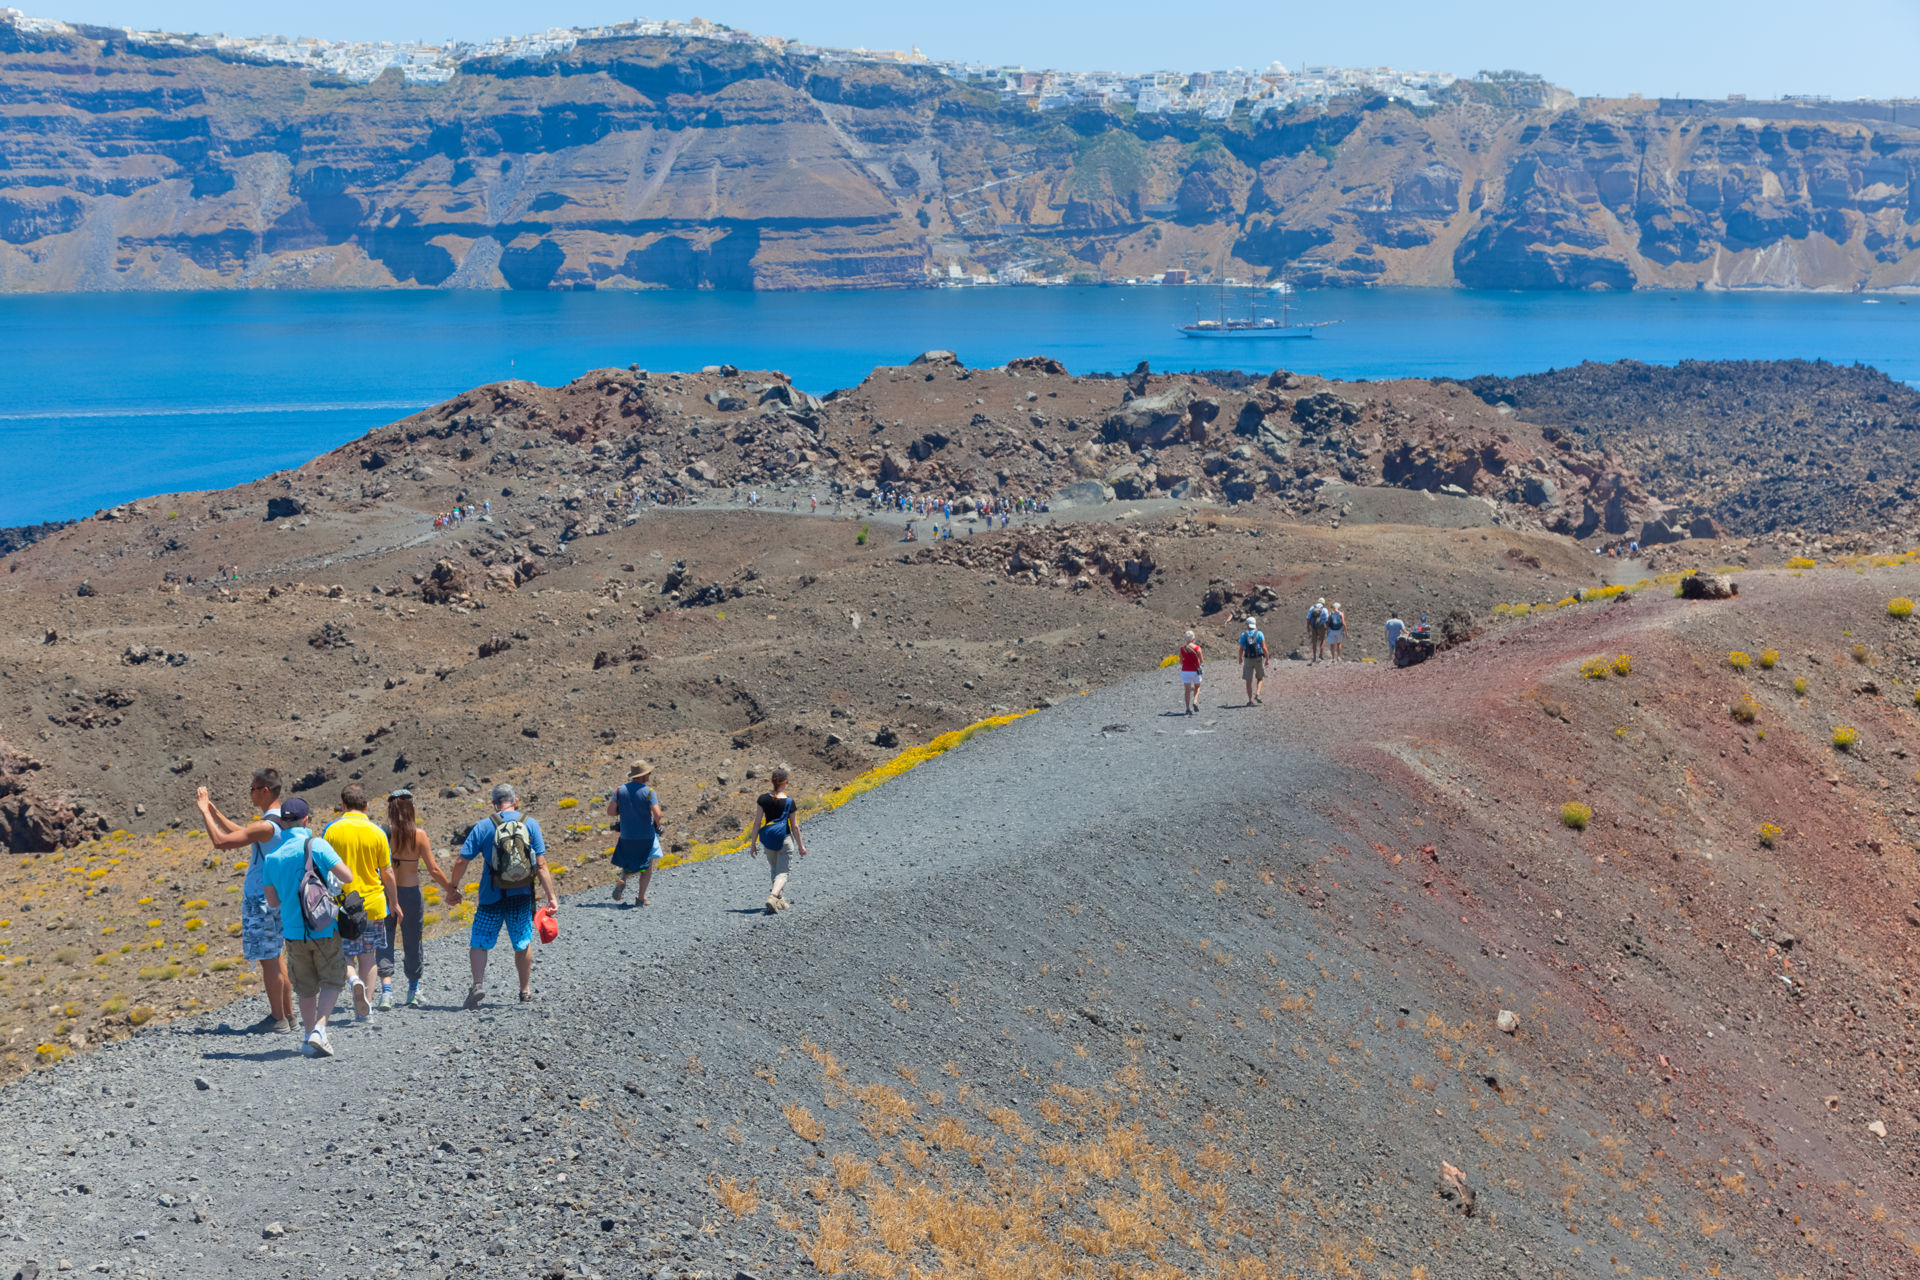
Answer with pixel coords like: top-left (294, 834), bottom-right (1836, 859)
top-left (306, 1028), bottom-right (334, 1058)
top-left (351, 977), bottom-right (371, 1020)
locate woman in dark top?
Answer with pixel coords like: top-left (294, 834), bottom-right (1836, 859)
top-left (606, 760), bottom-right (665, 906)
top-left (750, 766), bottom-right (807, 914)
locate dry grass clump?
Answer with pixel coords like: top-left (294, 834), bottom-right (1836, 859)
top-left (1851, 643), bottom-right (1874, 665)
top-left (1890, 597), bottom-right (1915, 620)
top-left (784, 1103), bottom-right (826, 1143)
top-left (1730, 695), bottom-right (1759, 724)
top-left (1758, 823), bottom-right (1782, 849)
top-left (786, 1051), bottom-right (1270, 1280)
top-left (1758, 648), bottom-right (1778, 669)
top-left (1583, 584), bottom-right (1627, 602)
top-left (1786, 556), bottom-right (1817, 570)
top-left (1793, 676), bottom-right (1809, 696)
top-left (1609, 653), bottom-right (1632, 677)
top-left (1832, 725), bottom-right (1860, 751)
top-left (1579, 657), bottom-right (1609, 680)
top-left (1727, 650), bottom-right (1752, 671)
top-left (710, 1175), bottom-right (760, 1218)
top-left (1560, 801), bottom-right (1592, 830)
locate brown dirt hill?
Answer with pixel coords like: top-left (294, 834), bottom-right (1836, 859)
top-left (1462, 359), bottom-right (1920, 543)
top-left (4, 11), bottom-right (1920, 291)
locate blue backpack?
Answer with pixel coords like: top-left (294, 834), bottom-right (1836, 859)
top-left (1240, 629), bottom-right (1265, 655)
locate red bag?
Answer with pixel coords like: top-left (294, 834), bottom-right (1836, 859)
top-left (535, 904), bottom-right (558, 944)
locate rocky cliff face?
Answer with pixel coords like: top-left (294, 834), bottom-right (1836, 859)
top-left (2, 13), bottom-right (1917, 291)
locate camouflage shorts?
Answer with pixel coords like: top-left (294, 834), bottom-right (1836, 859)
top-left (240, 894), bottom-right (283, 962)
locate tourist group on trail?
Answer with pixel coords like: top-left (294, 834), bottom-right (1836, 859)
top-left (196, 755), bottom-right (808, 1062)
top-left (1175, 595), bottom-right (1425, 713)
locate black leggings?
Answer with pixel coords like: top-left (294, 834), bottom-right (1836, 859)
top-left (377, 884), bottom-right (427, 983)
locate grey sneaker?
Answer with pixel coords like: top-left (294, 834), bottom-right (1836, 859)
top-left (463, 983), bottom-right (485, 1011)
top-left (273, 1018), bottom-right (295, 1035)
top-left (376, 988), bottom-right (394, 1012)
top-left (405, 981), bottom-right (422, 1007)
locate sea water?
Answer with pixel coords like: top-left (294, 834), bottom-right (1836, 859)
top-left (2, 286), bottom-right (1916, 525)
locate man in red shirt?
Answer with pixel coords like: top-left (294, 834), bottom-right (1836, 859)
top-left (1179, 630), bottom-right (1203, 715)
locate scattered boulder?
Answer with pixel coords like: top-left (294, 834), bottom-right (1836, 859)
top-left (593, 645), bottom-right (649, 670)
top-left (1437, 1161), bottom-right (1476, 1216)
top-left (1007, 355), bottom-right (1066, 375)
top-left (1678, 573), bottom-right (1738, 600)
top-left (477, 633), bottom-right (513, 659)
top-left (909, 350), bottom-right (960, 367)
top-left (420, 559), bottom-right (471, 605)
top-left (264, 496), bottom-right (303, 522)
top-left (871, 726), bottom-right (900, 749)
top-left (1105, 386), bottom-right (1194, 447)
top-left (307, 623), bottom-right (352, 650)
top-left (75, 579), bottom-right (95, 597)
top-left (121, 644), bottom-right (189, 667)
top-left (1055, 480), bottom-right (1115, 507)
top-left (1495, 1009), bottom-right (1519, 1035)
top-left (705, 390), bottom-right (747, 412)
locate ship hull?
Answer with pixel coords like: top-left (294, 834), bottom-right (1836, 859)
top-left (1176, 326), bottom-right (1319, 339)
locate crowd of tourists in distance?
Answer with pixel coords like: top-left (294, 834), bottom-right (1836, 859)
top-left (194, 757), bottom-right (809, 1062)
top-left (1175, 598), bottom-right (1426, 712)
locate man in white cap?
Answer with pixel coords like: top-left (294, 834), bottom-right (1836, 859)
top-left (1238, 616), bottom-right (1268, 705)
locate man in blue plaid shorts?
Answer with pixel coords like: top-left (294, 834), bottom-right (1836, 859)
top-left (445, 783), bottom-right (558, 1009)
top-left (195, 770), bottom-right (296, 1034)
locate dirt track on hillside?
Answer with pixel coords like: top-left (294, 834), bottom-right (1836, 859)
top-left (5, 560), bottom-right (1917, 1279)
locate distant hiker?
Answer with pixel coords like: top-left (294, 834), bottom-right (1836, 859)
top-left (446, 783), bottom-right (559, 1008)
top-left (1385, 609), bottom-right (1406, 662)
top-left (260, 798), bottom-right (358, 1059)
top-left (1179, 630), bottom-right (1203, 715)
top-left (323, 783), bottom-right (398, 1018)
top-left (1327, 602), bottom-right (1347, 661)
top-left (1239, 617), bottom-right (1268, 706)
top-left (1307, 598), bottom-right (1330, 663)
top-left (607, 760), bottom-right (665, 906)
top-left (382, 789), bottom-right (453, 1007)
top-left (750, 767), bottom-right (807, 914)
top-left (194, 770), bottom-right (294, 1033)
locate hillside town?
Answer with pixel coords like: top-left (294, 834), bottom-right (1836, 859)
top-left (2, 7), bottom-right (1457, 112)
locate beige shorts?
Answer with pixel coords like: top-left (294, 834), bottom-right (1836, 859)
top-left (285, 936), bottom-right (347, 998)
top-left (1242, 655), bottom-right (1266, 680)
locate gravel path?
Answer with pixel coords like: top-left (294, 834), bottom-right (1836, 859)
top-left (2, 666), bottom-right (1737, 1280)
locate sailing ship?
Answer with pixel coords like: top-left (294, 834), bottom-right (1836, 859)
top-left (1177, 281), bottom-right (1336, 339)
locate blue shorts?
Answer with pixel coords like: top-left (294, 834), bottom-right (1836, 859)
top-left (470, 896), bottom-right (535, 952)
top-left (612, 836), bottom-right (663, 874)
top-left (240, 894), bottom-right (284, 962)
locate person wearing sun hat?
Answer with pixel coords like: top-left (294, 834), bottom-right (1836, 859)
top-left (606, 760), bottom-right (665, 906)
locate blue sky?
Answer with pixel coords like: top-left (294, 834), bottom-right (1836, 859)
top-left (34, 0), bottom-right (1920, 100)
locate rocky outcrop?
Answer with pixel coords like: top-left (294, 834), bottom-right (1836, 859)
top-left (0, 742), bottom-right (104, 852)
top-left (1459, 360), bottom-right (1920, 535)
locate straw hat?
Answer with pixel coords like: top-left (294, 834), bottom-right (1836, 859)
top-left (628, 760), bottom-right (653, 779)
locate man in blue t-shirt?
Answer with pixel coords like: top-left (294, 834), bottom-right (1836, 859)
top-left (446, 783), bottom-right (558, 1010)
top-left (1239, 617), bottom-right (1268, 707)
top-left (259, 797), bottom-right (358, 1059)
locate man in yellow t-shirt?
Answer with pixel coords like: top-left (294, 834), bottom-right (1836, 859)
top-left (322, 783), bottom-right (398, 1018)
